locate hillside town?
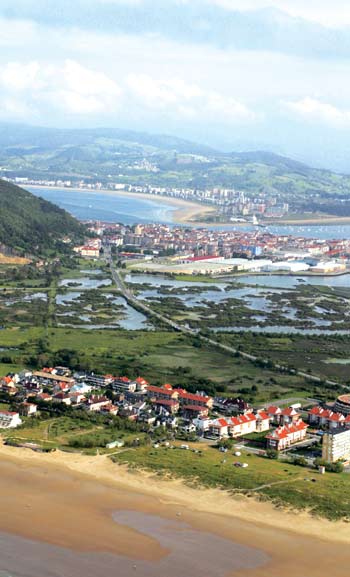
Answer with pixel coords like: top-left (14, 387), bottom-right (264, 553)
top-left (1, 366), bottom-right (350, 468)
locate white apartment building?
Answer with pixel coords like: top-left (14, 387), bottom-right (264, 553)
top-left (322, 428), bottom-right (350, 463)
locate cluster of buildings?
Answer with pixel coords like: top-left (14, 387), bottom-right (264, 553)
top-left (0, 367), bottom-right (310, 455)
top-left (73, 238), bottom-right (102, 259)
top-left (2, 365), bottom-right (350, 465)
top-left (308, 395), bottom-right (350, 463)
top-left (79, 222), bottom-right (350, 277)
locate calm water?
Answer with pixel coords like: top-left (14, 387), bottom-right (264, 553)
top-left (27, 187), bottom-right (175, 225)
top-left (26, 186), bottom-right (350, 239)
top-left (126, 272), bottom-right (350, 334)
top-left (56, 290), bottom-right (150, 331)
top-left (0, 511), bottom-right (268, 577)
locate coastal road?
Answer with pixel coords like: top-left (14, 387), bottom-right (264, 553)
top-left (104, 248), bottom-right (350, 394)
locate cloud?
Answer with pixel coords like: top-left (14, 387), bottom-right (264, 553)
top-left (0, 57), bottom-right (255, 124)
top-left (126, 73), bottom-right (255, 122)
top-left (0, 60), bottom-right (121, 117)
top-left (285, 97), bottom-right (350, 127)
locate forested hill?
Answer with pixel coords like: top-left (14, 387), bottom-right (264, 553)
top-left (0, 179), bottom-right (85, 256)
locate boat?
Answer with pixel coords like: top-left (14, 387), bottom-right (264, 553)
top-left (252, 215), bottom-right (267, 228)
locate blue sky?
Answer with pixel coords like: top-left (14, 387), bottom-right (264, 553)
top-left (1, 0), bottom-right (350, 170)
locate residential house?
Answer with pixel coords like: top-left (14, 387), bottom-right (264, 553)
top-left (214, 397), bottom-right (251, 414)
top-left (209, 418), bottom-right (230, 438)
top-left (193, 416), bottom-right (211, 433)
top-left (69, 392), bottom-right (86, 405)
top-left (86, 374), bottom-right (114, 388)
top-left (328, 413), bottom-right (346, 429)
top-left (280, 407), bottom-right (301, 425)
top-left (19, 402), bottom-right (37, 417)
top-left (255, 410), bottom-right (270, 432)
top-left (0, 411), bottom-right (22, 429)
top-left (85, 395), bottom-right (110, 411)
top-left (36, 392), bottom-right (52, 402)
top-left (176, 389), bottom-right (213, 409)
top-left (265, 420), bottom-right (308, 451)
top-left (112, 377), bottom-right (137, 393)
top-left (100, 404), bottom-right (119, 415)
top-left (153, 399), bottom-right (179, 414)
top-left (229, 413), bottom-right (257, 437)
top-left (32, 370), bottom-right (75, 388)
top-left (147, 384), bottom-right (179, 402)
top-left (135, 377), bottom-right (149, 392)
top-left (182, 405), bottom-right (209, 419)
top-left (54, 392), bottom-right (72, 405)
top-left (308, 407), bottom-right (346, 429)
top-left (267, 406), bottom-right (282, 424)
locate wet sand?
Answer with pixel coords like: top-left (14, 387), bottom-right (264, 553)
top-left (1, 446), bottom-right (350, 577)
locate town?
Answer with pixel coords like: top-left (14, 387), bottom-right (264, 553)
top-left (75, 221), bottom-right (350, 276)
top-left (1, 365), bottom-right (350, 471)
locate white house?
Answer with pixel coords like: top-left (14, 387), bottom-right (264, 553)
top-left (0, 411), bottom-right (22, 429)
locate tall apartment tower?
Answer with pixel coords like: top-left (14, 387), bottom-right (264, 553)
top-left (322, 429), bottom-right (350, 463)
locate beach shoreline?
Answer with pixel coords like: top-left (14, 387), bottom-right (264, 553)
top-left (1, 443), bottom-right (349, 545)
top-left (28, 184), bottom-right (350, 227)
top-left (27, 184), bottom-right (217, 225)
top-left (2, 444), bottom-right (350, 577)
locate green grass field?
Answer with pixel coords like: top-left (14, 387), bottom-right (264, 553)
top-left (112, 444), bottom-right (350, 521)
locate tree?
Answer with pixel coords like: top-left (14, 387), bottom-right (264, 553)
top-left (266, 449), bottom-right (278, 459)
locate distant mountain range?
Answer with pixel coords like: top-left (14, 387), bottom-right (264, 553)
top-left (0, 179), bottom-right (85, 256)
top-left (2, 123), bottom-right (350, 215)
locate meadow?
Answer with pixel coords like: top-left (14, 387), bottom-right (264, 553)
top-left (112, 444), bottom-right (350, 521)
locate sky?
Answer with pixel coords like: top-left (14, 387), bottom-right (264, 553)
top-left (1, 0), bottom-right (350, 170)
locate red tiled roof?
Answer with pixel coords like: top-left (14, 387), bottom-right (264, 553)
top-left (267, 406), bottom-right (281, 414)
top-left (182, 405), bottom-right (208, 412)
top-left (329, 413), bottom-right (345, 422)
top-left (154, 399), bottom-right (179, 407)
top-left (266, 427), bottom-right (288, 440)
top-left (281, 407), bottom-right (299, 416)
top-left (230, 417), bottom-right (240, 427)
top-left (266, 420), bottom-right (308, 440)
top-left (257, 411), bottom-right (269, 420)
top-left (177, 390), bottom-right (211, 403)
top-left (147, 385), bottom-right (177, 396)
top-left (216, 418), bottom-right (229, 427)
top-left (309, 406), bottom-right (324, 415)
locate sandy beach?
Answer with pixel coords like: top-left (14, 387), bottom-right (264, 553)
top-left (30, 184), bottom-right (350, 228)
top-left (30, 184), bottom-right (217, 224)
top-left (1, 443), bottom-right (350, 577)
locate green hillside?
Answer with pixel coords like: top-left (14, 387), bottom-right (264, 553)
top-left (0, 179), bottom-right (85, 256)
top-left (2, 123), bottom-right (350, 215)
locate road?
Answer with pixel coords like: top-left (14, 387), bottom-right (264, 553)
top-left (104, 248), bottom-right (349, 393)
